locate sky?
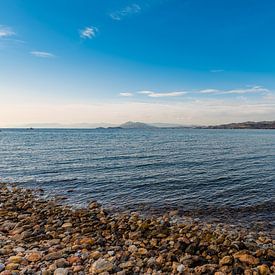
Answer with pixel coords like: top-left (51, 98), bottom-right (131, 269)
top-left (1, 0), bottom-right (275, 127)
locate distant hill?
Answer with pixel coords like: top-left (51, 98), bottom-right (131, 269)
top-left (207, 120), bottom-right (275, 129)
top-left (6, 122), bottom-right (188, 129)
top-left (119, 121), bottom-right (156, 129)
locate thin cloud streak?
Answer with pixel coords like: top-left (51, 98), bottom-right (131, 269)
top-left (0, 25), bottom-right (15, 38)
top-left (30, 51), bottom-right (55, 58)
top-left (138, 91), bottom-right (187, 97)
top-left (123, 86), bottom-right (271, 99)
top-left (110, 4), bottom-right (141, 20)
top-left (199, 86), bottom-right (270, 95)
top-left (119, 92), bottom-right (133, 97)
top-left (79, 26), bottom-right (98, 39)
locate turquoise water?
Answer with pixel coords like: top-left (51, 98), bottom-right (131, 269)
top-left (0, 128), bottom-right (274, 228)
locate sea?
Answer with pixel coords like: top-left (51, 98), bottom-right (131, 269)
top-left (0, 128), bottom-right (274, 231)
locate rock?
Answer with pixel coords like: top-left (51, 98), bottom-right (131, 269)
top-left (67, 256), bottom-right (81, 264)
top-left (194, 264), bottom-right (218, 274)
top-left (119, 261), bottom-right (134, 269)
top-left (177, 264), bottom-right (185, 273)
top-left (156, 255), bottom-right (165, 265)
top-left (90, 258), bottom-right (113, 274)
top-left (147, 257), bottom-right (156, 267)
top-left (90, 251), bottom-right (101, 260)
top-left (7, 256), bottom-right (22, 264)
top-left (5, 263), bottom-right (19, 270)
top-left (44, 251), bottom-right (64, 261)
top-left (128, 245), bottom-right (137, 253)
top-left (1, 186), bottom-right (274, 275)
top-left (89, 201), bottom-right (100, 209)
top-left (26, 251), bottom-right (42, 262)
top-left (138, 248), bottom-right (148, 255)
top-left (219, 256), bottom-right (233, 266)
top-left (258, 264), bottom-right (270, 275)
top-left (12, 247), bottom-right (25, 253)
top-left (267, 249), bottom-right (275, 258)
top-left (54, 268), bottom-right (69, 275)
top-left (244, 269), bottom-right (253, 275)
top-left (233, 252), bottom-right (259, 265)
top-left (48, 264), bottom-right (57, 272)
top-left (0, 249), bottom-right (8, 255)
top-left (61, 223), bottom-right (72, 229)
top-left (72, 265), bottom-right (83, 272)
top-left (79, 237), bottom-right (95, 246)
top-left (54, 258), bottom-right (69, 268)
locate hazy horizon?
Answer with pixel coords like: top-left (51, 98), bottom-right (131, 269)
top-left (2, 119), bottom-right (275, 129)
top-left (1, 1), bottom-right (275, 126)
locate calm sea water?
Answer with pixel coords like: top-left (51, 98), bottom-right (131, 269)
top-left (0, 128), bottom-right (274, 228)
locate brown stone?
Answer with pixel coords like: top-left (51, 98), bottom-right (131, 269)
top-left (26, 252), bottom-right (42, 262)
top-left (67, 256), bottom-right (81, 264)
top-left (219, 256), bottom-right (233, 266)
top-left (233, 252), bottom-right (259, 265)
top-left (79, 237), bottom-right (95, 246)
top-left (61, 223), bottom-right (72, 229)
top-left (119, 261), bottom-right (134, 269)
top-left (7, 256), bottom-right (22, 264)
top-left (89, 258), bottom-right (113, 274)
top-left (72, 265), bottom-right (84, 272)
top-left (44, 251), bottom-right (64, 261)
top-left (138, 248), bottom-right (148, 255)
top-left (5, 263), bottom-right (20, 270)
top-left (258, 264), bottom-right (270, 275)
top-left (88, 251), bottom-right (100, 260)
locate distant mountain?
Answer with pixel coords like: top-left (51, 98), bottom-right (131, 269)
top-left (5, 122), bottom-right (189, 129)
top-left (119, 121), bottom-right (156, 129)
top-left (207, 120), bottom-right (275, 129)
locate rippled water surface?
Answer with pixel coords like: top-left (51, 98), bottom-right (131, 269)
top-left (0, 128), bottom-right (274, 227)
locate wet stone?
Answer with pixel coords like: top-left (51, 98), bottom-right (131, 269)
top-left (0, 186), bottom-right (274, 274)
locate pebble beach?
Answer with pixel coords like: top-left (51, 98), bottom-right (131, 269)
top-left (0, 185), bottom-right (274, 275)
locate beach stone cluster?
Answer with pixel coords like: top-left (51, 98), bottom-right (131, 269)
top-left (0, 186), bottom-right (274, 274)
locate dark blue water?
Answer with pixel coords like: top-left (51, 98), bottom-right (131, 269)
top-left (0, 128), bottom-right (274, 228)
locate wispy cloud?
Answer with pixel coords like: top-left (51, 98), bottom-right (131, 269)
top-left (121, 86), bottom-right (272, 100)
top-left (139, 91), bottom-right (187, 98)
top-left (0, 25), bottom-right (15, 38)
top-left (110, 4), bottom-right (141, 21)
top-left (119, 92), bottom-right (133, 97)
top-left (30, 51), bottom-right (55, 58)
top-left (79, 26), bottom-right (98, 39)
top-left (199, 86), bottom-right (270, 95)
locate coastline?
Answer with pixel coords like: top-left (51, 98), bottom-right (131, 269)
top-left (0, 185), bottom-right (274, 274)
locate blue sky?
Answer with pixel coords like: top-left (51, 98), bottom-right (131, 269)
top-left (1, 0), bottom-right (275, 126)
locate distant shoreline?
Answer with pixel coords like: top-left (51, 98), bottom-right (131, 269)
top-left (1, 127), bottom-right (275, 130)
top-left (1, 120), bottom-right (275, 129)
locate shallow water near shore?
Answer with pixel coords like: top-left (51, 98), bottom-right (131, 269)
top-left (0, 128), bottom-right (274, 230)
